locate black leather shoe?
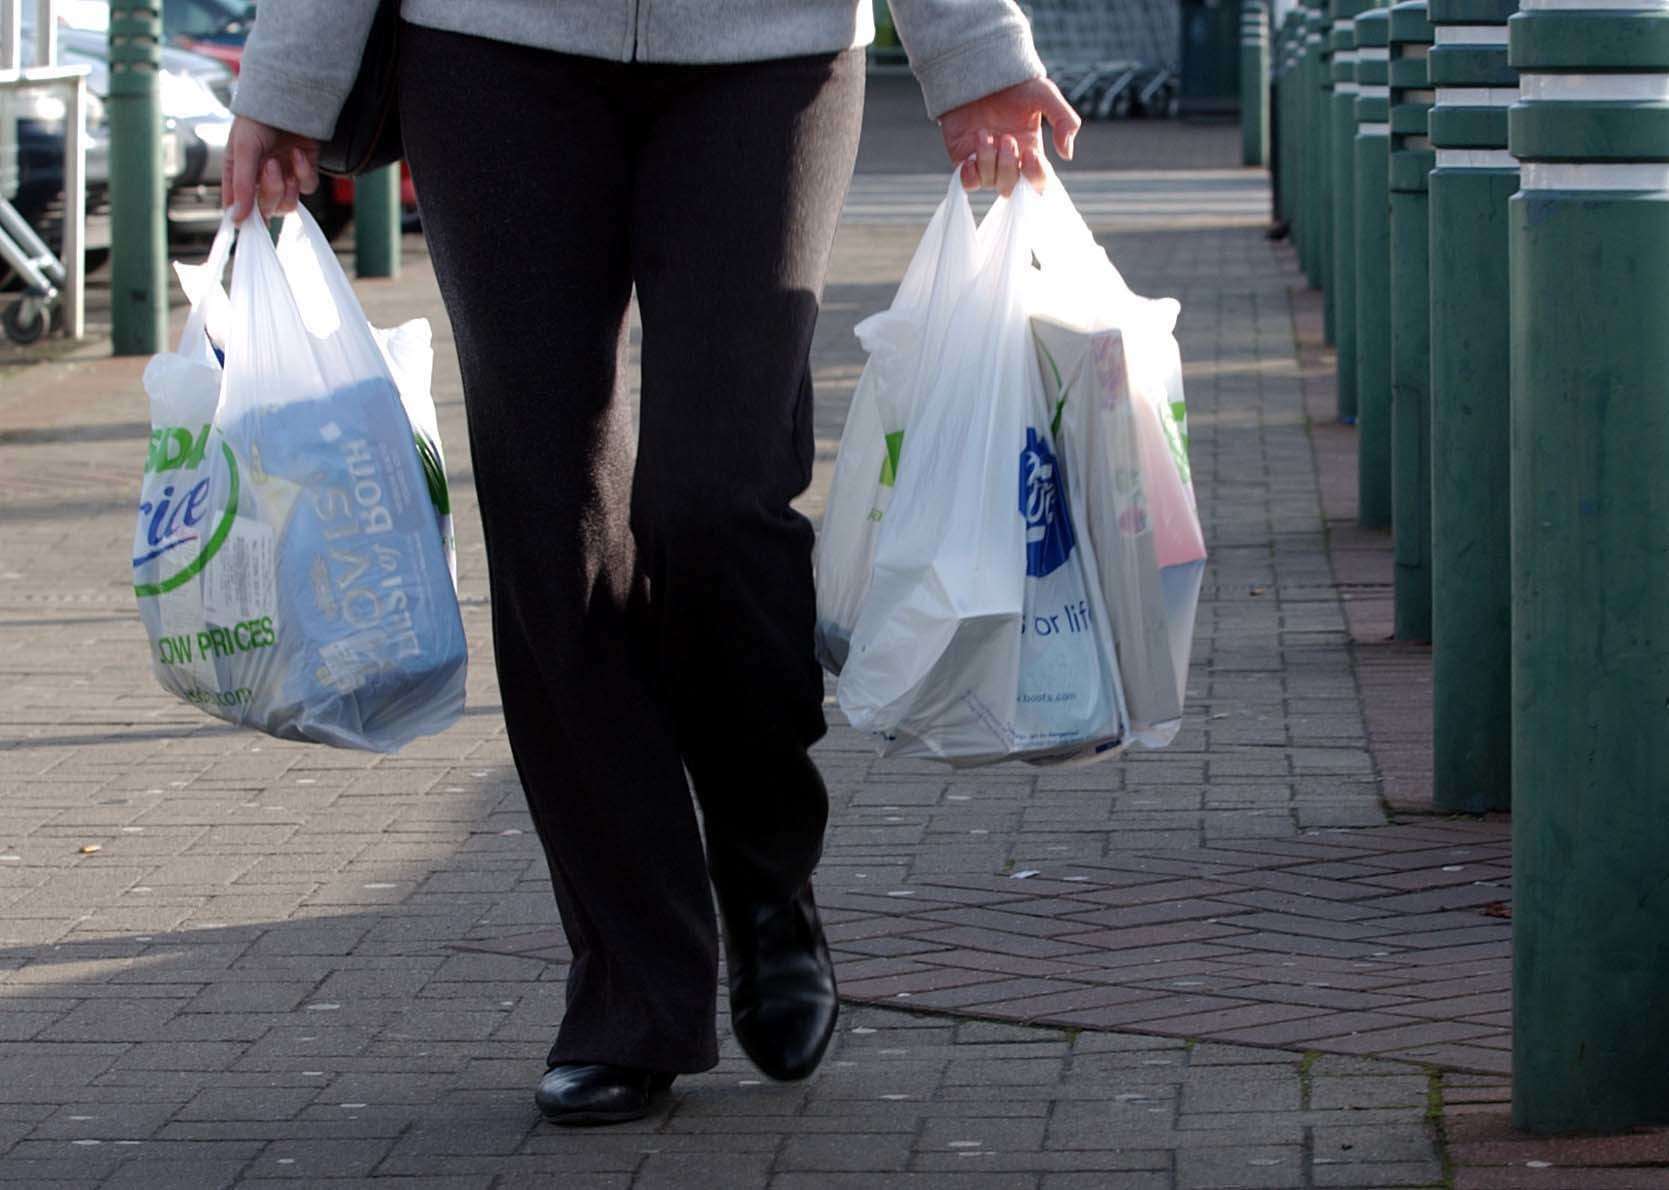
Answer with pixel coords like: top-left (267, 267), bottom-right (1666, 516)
top-left (723, 885), bottom-right (838, 1082)
top-left (534, 1063), bottom-right (674, 1125)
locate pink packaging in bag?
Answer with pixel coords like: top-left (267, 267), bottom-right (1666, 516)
top-left (1090, 332), bottom-right (1205, 568)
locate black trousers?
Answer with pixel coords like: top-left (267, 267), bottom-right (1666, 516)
top-left (399, 28), bottom-right (865, 1072)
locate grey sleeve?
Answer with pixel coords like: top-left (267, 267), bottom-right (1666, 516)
top-left (230, 0), bottom-right (382, 139)
top-left (886, 0), bottom-right (1047, 119)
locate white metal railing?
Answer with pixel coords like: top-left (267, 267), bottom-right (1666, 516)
top-left (0, 0), bottom-right (89, 339)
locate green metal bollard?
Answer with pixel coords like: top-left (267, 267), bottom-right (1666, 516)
top-left (1279, 12), bottom-right (1306, 225)
top-left (108, 2), bottom-right (167, 356)
top-left (1308, 6), bottom-right (1335, 337)
top-left (1301, 6), bottom-right (1328, 295)
top-left (1508, 2), bottom-right (1669, 1136)
top-left (1242, 0), bottom-right (1270, 165)
top-left (1272, 18), bottom-right (1286, 219)
top-left (1304, 3), bottom-right (1331, 286)
top-left (1295, 10), bottom-right (1312, 277)
top-left (1354, 6), bottom-right (1393, 529)
top-left (1273, 13), bottom-right (1297, 224)
top-left (1182, 0), bottom-right (1246, 114)
top-left (1285, 12), bottom-right (1311, 260)
top-left (1428, 0), bottom-right (1516, 814)
top-left (1388, 2), bottom-right (1435, 640)
top-left (1287, 14), bottom-right (1307, 269)
top-left (1329, 0), bottom-right (1367, 419)
top-left (354, 164), bottom-right (402, 280)
top-left (1286, 14), bottom-right (1307, 227)
top-left (1287, 13), bottom-right (1309, 267)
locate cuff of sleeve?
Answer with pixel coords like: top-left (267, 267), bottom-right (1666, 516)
top-left (912, 22), bottom-right (1047, 120)
top-left (230, 57), bottom-right (348, 141)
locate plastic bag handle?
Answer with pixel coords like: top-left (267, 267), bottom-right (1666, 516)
top-left (176, 208), bottom-right (239, 357)
top-left (270, 203), bottom-right (394, 372)
top-left (218, 200), bottom-right (399, 420)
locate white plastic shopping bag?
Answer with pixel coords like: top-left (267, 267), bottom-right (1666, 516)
top-left (815, 177), bottom-right (980, 673)
top-left (1028, 181), bottom-right (1205, 747)
top-left (133, 208), bottom-right (467, 751)
top-left (835, 182), bottom-right (1125, 766)
top-left (370, 318), bottom-right (457, 587)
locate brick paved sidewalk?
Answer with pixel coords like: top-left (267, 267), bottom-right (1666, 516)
top-left (1, 115), bottom-right (1656, 1188)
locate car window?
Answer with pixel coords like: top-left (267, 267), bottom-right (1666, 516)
top-left (164, 0), bottom-right (255, 40)
top-left (27, 0), bottom-right (253, 41)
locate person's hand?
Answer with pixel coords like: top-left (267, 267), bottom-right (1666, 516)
top-left (223, 116), bottom-right (320, 222)
top-left (938, 78), bottom-right (1081, 197)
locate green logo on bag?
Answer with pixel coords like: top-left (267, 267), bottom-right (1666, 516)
top-left (1161, 400), bottom-right (1192, 485)
top-left (877, 430), bottom-right (905, 488)
top-left (144, 424), bottom-right (214, 473)
top-left (132, 434), bottom-right (241, 598)
top-left (1035, 338), bottom-right (1072, 437)
top-left (414, 430), bottom-right (450, 515)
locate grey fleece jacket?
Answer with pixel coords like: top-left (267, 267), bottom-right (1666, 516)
top-left (233, 1), bottom-right (1047, 140)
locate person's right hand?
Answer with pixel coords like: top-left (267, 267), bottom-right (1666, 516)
top-left (939, 78), bottom-right (1080, 197)
top-left (223, 116), bottom-right (320, 222)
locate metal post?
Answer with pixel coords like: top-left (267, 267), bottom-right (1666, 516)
top-left (1388, 2), bottom-right (1434, 640)
top-left (1242, 0), bottom-right (1270, 165)
top-left (0, 0), bottom-right (19, 73)
top-left (1284, 12), bottom-right (1309, 255)
top-left (108, 1), bottom-right (166, 356)
top-left (30, 0), bottom-right (52, 67)
top-left (1308, 4), bottom-right (1335, 337)
top-left (1508, 0), bottom-right (1669, 1137)
top-left (1304, 6), bottom-right (1331, 293)
top-left (1289, 12), bottom-right (1305, 260)
top-left (1428, 0), bottom-right (1516, 813)
top-left (353, 164), bottom-right (401, 280)
top-left (1272, 12), bottom-right (1293, 222)
top-left (1330, 0), bottom-right (1369, 420)
top-left (1182, 0), bottom-right (1246, 115)
top-left (61, 71), bottom-right (83, 339)
top-left (1354, 5), bottom-right (1393, 528)
top-left (1271, 19), bottom-right (1283, 213)
top-left (1288, 11), bottom-right (1307, 231)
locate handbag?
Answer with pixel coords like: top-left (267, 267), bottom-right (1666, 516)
top-left (316, 0), bottom-right (402, 176)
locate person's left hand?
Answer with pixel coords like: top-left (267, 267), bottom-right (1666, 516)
top-left (939, 78), bottom-right (1081, 196)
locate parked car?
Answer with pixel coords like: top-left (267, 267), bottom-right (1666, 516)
top-left (8, 3), bottom-right (234, 268)
top-left (160, 0), bottom-right (254, 75)
top-left (60, 3), bottom-right (237, 234)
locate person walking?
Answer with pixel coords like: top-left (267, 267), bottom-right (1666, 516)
top-left (224, 0), bottom-right (1079, 1127)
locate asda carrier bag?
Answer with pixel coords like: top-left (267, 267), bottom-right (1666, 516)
top-left (369, 317), bottom-right (456, 588)
top-left (173, 227), bottom-right (457, 587)
top-left (133, 208), bottom-right (466, 751)
top-left (835, 181), bottom-right (1126, 766)
top-left (815, 177), bottom-right (981, 673)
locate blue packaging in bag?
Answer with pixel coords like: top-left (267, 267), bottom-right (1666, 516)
top-left (221, 377), bottom-right (464, 748)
